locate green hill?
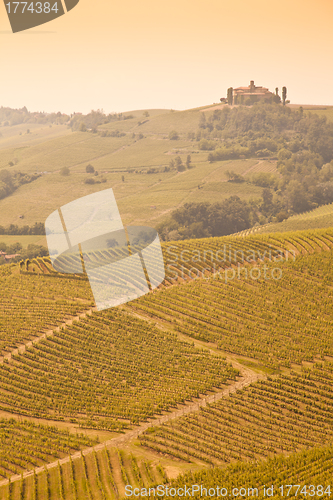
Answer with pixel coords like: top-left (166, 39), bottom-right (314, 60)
top-left (2, 102), bottom-right (333, 232)
top-left (2, 102), bottom-right (333, 499)
top-left (239, 203), bottom-right (333, 236)
top-left (0, 227), bottom-right (333, 498)
top-left (0, 110), bottom-right (264, 228)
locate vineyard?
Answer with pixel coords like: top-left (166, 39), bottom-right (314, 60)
top-left (0, 446), bottom-right (169, 500)
top-left (237, 203), bottom-right (333, 236)
top-left (0, 419), bottom-right (97, 479)
top-left (169, 444), bottom-right (333, 499)
top-left (128, 230), bottom-right (333, 368)
top-left (0, 308), bottom-right (238, 429)
top-left (20, 227), bottom-right (333, 288)
top-left (0, 266), bottom-right (93, 356)
top-left (161, 227), bottom-right (333, 283)
top-left (139, 361), bottom-right (333, 465)
top-left (1, 226), bottom-right (333, 498)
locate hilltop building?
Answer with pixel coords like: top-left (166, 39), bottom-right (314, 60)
top-left (222, 81), bottom-right (280, 105)
top-left (0, 251), bottom-right (20, 261)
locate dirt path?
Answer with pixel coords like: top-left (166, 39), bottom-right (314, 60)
top-left (146, 160), bottom-right (236, 222)
top-left (0, 307), bottom-right (96, 365)
top-left (0, 276), bottom-right (265, 488)
top-left (0, 361), bottom-right (262, 488)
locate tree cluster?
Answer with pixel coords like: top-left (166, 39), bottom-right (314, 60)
top-left (0, 106), bottom-right (69, 127)
top-left (0, 222), bottom-right (45, 235)
top-left (168, 155), bottom-right (193, 173)
top-left (197, 104), bottom-right (332, 162)
top-left (70, 109), bottom-right (134, 132)
top-left (0, 169), bottom-right (41, 201)
top-left (197, 103), bottom-right (333, 217)
top-left (0, 242), bottom-right (48, 265)
top-left (157, 197), bottom-right (257, 241)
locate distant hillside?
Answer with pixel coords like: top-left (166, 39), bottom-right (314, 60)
top-left (0, 105), bottom-right (266, 228)
top-left (238, 202), bottom-right (333, 236)
top-left (0, 106), bottom-right (69, 126)
top-left (1, 103), bottom-right (333, 235)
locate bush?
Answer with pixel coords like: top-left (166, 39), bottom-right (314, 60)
top-left (169, 130), bottom-right (179, 140)
top-left (276, 210), bottom-right (289, 222)
top-left (252, 172), bottom-right (278, 188)
top-left (86, 164), bottom-right (95, 173)
top-left (60, 167), bottom-right (70, 176)
top-left (199, 139), bottom-right (215, 151)
top-left (84, 178), bottom-right (95, 184)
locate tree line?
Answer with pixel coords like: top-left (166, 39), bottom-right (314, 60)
top-left (157, 197), bottom-right (257, 241)
top-left (195, 103), bottom-right (333, 220)
top-left (0, 242), bottom-right (48, 265)
top-left (0, 106), bottom-right (69, 126)
top-left (0, 222), bottom-right (45, 235)
top-left (0, 169), bottom-right (41, 202)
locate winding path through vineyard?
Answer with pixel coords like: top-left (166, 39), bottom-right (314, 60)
top-left (6, 228), bottom-right (329, 489)
top-left (0, 346), bottom-right (263, 488)
top-left (0, 306), bottom-right (97, 364)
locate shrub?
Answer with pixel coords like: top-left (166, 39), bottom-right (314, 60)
top-left (84, 178), bottom-right (95, 184)
top-left (86, 164), bottom-right (95, 173)
top-left (169, 130), bottom-right (179, 140)
top-left (199, 139), bottom-right (215, 150)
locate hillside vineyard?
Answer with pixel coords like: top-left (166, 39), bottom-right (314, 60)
top-left (0, 227), bottom-right (332, 498)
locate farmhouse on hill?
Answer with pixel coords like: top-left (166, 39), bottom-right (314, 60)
top-left (222, 81), bottom-right (286, 105)
top-left (0, 251), bottom-right (20, 261)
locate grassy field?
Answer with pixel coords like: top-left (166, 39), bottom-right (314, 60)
top-left (0, 105), bottom-right (273, 228)
top-left (288, 103), bottom-right (333, 122)
top-left (5, 103), bottom-right (326, 230)
top-left (0, 156), bottom-right (264, 228)
top-left (1, 102), bottom-right (296, 236)
top-left (0, 123), bottom-right (71, 151)
top-left (0, 235), bottom-right (46, 247)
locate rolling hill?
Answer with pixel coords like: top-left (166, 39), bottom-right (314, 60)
top-left (0, 227), bottom-right (333, 498)
top-left (1, 103), bottom-right (333, 499)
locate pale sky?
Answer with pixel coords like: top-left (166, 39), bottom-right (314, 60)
top-left (1, 0), bottom-right (333, 114)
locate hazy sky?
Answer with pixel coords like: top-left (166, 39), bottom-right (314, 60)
top-left (1, 0), bottom-right (333, 114)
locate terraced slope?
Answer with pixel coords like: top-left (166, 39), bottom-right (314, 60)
top-left (169, 444), bottom-right (333, 499)
top-left (0, 309), bottom-right (237, 430)
top-left (22, 227), bottom-right (332, 285)
top-left (128, 231), bottom-right (333, 368)
top-left (238, 203), bottom-right (333, 236)
top-left (0, 420), bottom-right (97, 479)
top-left (0, 266), bottom-right (93, 356)
top-left (140, 362), bottom-right (333, 464)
